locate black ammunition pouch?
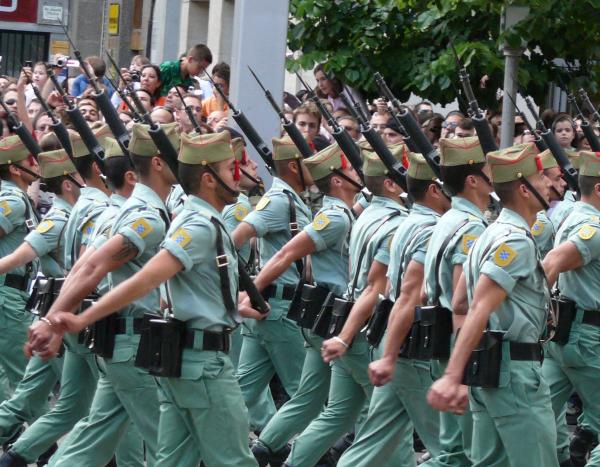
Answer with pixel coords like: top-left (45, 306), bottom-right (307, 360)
top-left (461, 330), bottom-right (505, 388)
top-left (147, 317), bottom-right (187, 378)
top-left (326, 298), bottom-right (354, 339)
top-left (286, 281), bottom-right (306, 323)
top-left (298, 284), bottom-right (331, 330)
top-left (414, 305), bottom-right (453, 359)
top-left (551, 296), bottom-right (576, 345)
top-left (399, 318), bottom-right (420, 359)
top-left (134, 313), bottom-right (162, 370)
top-left (365, 297), bottom-right (393, 347)
top-left (312, 292), bottom-right (338, 339)
top-left (26, 277), bottom-right (65, 317)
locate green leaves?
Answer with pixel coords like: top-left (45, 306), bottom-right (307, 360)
top-left (288, 0), bottom-right (600, 108)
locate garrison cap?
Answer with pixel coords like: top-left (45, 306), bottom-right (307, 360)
top-left (70, 124), bottom-right (113, 158)
top-left (487, 142), bottom-right (540, 183)
top-left (567, 149), bottom-right (581, 169)
top-left (578, 151), bottom-right (600, 177)
top-left (272, 136), bottom-right (301, 161)
top-left (304, 143), bottom-right (347, 181)
top-left (0, 135), bottom-right (29, 165)
top-left (439, 136), bottom-right (485, 167)
top-left (362, 142), bottom-right (407, 177)
top-left (538, 149), bottom-right (558, 170)
top-left (103, 137), bottom-right (125, 159)
top-left (38, 149), bottom-right (77, 179)
top-left (232, 137), bottom-right (246, 162)
top-left (358, 140), bottom-right (373, 155)
top-left (129, 122), bottom-right (180, 157)
top-left (178, 131), bottom-right (234, 165)
top-left (407, 152), bottom-right (437, 181)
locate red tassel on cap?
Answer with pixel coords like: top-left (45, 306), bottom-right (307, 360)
top-left (241, 149), bottom-right (248, 165)
top-left (535, 155), bottom-right (543, 172)
top-left (340, 153), bottom-right (348, 170)
top-left (309, 141), bottom-right (316, 152)
top-left (402, 145), bottom-right (409, 169)
top-left (234, 160), bottom-right (241, 181)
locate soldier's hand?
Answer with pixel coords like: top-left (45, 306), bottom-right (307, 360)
top-left (237, 291), bottom-right (249, 306)
top-left (321, 337), bottom-right (348, 363)
top-left (25, 319), bottom-right (54, 357)
top-left (427, 375), bottom-right (468, 415)
top-left (37, 333), bottom-right (63, 360)
top-left (368, 356), bottom-right (395, 387)
top-left (239, 301), bottom-right (268, 320)
top-left (48, 312), bottom-right (87, 335)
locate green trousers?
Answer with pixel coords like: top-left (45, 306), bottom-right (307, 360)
top-left (237, 314), bottom-right (306, 431)
top-left (0, 354), bottom-right (62, 444)
top-left (421, 359), bottom-right (473, 467)
top-left (0, 287), bottom-right (31, 401)
top-left (338, 356), bottom-right (442, 467)
top-left (286, 333), bottom-right (375, 467)
top-left (50, 333), bottom-right (160, 467)
top-left (154, 349), bottom-right (256, 467)
top-left (11, 335), bottom-right (100, 462)
top-left (469, 352), bottom-right (558, 467)
top-left (543, 317), bottom-right (600, 466)
top-left (258, 330), bottom-right (330, 451)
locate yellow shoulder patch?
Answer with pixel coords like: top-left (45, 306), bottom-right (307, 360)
top-left (171, 227), bottom-right (191, 247)
top-left (36, 220), bottom-right (55, 234)
top-left (462, 234), bottom-right (478, 254)
top-left (578, 224), bottom-right (597, 241)
top-left (590, 215), bottom-right (600, 223)
top-left (531, 220), bottom-right (544, 237)
top-left (312, 212), bottom-right (331, 231)
top-left (255, 196), bottom-right (270, 211)
top-left (82, 220), bottom-right (95, 236)
top-left (130, 218), bottom-right (153, 239)
top-left (0, 200), bottom-right (12, 217)
top-left (234, 204), bottom-right (249, 222)
top-left (493, 243), bottom-right (517, 267)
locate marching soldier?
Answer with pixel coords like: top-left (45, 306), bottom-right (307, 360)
top-left (428, 142), bottom-right (557, 466)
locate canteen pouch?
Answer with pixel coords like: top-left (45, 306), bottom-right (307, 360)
top-left (298, 284), bottom-right (331, 329)
top-left (414, 305), bottom-right (453, 359)
top-left (365, 297), bottom-right (393, 347)
top-left (461, 330), bottom-right (505, 388)
top-left (551, 296), bottom-right (576, 345)
top-left (134, 313), bottom-right (162, 370)
top-left (399, 316), bottom-right (421, 359)
top-left (87, 314), bottom-right (118, 359)
top-left (148, 317), bottom-right (186, 378)
top-left (286, 281), bottom-right (305, 323)
top-left (312, 292), bottom-right (337, 338)
top-left (326, 298), bottom-right (354, 339)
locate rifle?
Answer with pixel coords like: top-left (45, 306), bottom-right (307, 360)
top-left (449, 42), bottom-right (498, 155)
top-left (248, 66), bottom-right (313, 158)
top-left (45, 64), bottom-right (108, 169)
top-left (173, 85), bottom-right (202, 135)
top-left (204, 71), bottom-right (274, 171)
top-left (294, 71), bottom-right (365, 181)
top-left (22, 66), bottom-right (73, 157)
top-left (556, 77), bottom-right (600, 152)
top-left (60, 22), bottom-right (130, 155)
top-left (104, 72), bottom-right (143, 122)
top-left (373, 72), bottom-right (442, 178)
top-left (0, 93), bottom-right (41, 157)
top-left (503, 90), bottom-right (548, 152)
top-left (523, 94), bottom-right (579, 192)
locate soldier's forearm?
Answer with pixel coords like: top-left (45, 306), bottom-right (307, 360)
top-left (0, 242), bottom-right (37, 275)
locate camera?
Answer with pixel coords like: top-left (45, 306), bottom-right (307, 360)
top-left (129, 70), bottom-right (141, 82)
top-left (55, 56), bottom-right (69, 67)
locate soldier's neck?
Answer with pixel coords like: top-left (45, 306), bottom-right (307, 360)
top-left (279, 174), bottom-right (304, 195)
top-left (503, 201), bottom-right (537, 227)
top-left (329, 185), bottom-right (356, 209)
top-left (139, 174), bottom-right (172, 203)
top-left (580, 195), bottom-right (600, 213)
top-left (456, 190), bottom-right (487, 213)
top-left (8, 175), bottom-right (29, 193)
top-left (85, 175), bottom-right (110, 196)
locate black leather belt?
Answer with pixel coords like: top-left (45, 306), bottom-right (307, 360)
top-left (4, 274), bottom-right (29, 292)
top-left (510, 342), bottom-right (543, 362)
top-left (262, 283), bottom-right (297, 301)
top-left (582, 310), bottom-right (600, 327)
top-left (115, 318), bottom-right (144, 335)
top-left (184, 329), bottom-right (231, 353)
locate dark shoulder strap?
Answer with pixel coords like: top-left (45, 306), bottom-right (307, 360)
top-left (210, 216), bottom-right (237, 315)
top-left (283, 190), bottom-right (304, 276)
top-left (350, 210), bottom-right (402, 296)
top-left (394, 221), bottom-right (436, 300)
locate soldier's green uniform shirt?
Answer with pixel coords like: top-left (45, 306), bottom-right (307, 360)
top-left (108, 183), bottom-right (167, 319)
top-left (243, 177), bottom-right (311, 319)
top-left (62, 187), bottom-right (109, 269)
top-left (25, 196), bottom-right (71, 277)
top-left (163, 194), bottom-right (240, 330)
top-left (91, 194), bottom-right (126, 249)
top-left (0, 180), bottom-right (38, 279)
top-left (424, 196), bottom-right (487, 308)
top-left (465, 207), bottom-right (549, 342)
top-left (304, 195), bottom-right (353, 295)
top-left (531, 210), bottom-right (555, 259)
top-left (549, 190), bottom-right (577, 231)
top-left (388, 203), bottom-right (439, 299)
top-left (346, 195), bottom-right (408, 300)
top-left (222, 192), bottom-right (252, 264)
top-left (166, 184), bottom-right (186, 217)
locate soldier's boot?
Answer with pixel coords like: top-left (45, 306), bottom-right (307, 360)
top-left (324, 431), bottom-right (354, 464)
top-left (36, 442), bottom-right (57, 466)
top-left (570, 426), bottom-right (598, 467)
top-left (105, 456), bottom-right (117, 467)
top-left (0, 450), bottom-right (27, 467)
top-left (251, 439), bottom-right (290, 467)
top-left (559, 460), bottom-right (574, 467)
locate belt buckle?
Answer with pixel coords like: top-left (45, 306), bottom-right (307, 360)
top-left (26, 219), bottom-right (35, 230)
top-left (215, 254), bottom-right (229, 268)
top-left (289, 222), bottom-right (299, 234)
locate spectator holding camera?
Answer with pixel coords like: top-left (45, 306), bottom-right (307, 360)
top-left (70, 55), bottom-right (115, 98)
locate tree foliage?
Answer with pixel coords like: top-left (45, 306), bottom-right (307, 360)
top-left (287, 0), bottom-right (600, 109)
